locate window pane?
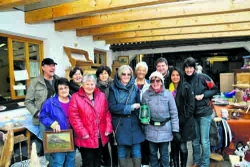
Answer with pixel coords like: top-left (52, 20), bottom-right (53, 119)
top-left (13, 41), bottom-right (26, 96)
top-left (29, 43), bottom-right (40, 77)
top-left (0, 37), bottom-right (10, 101)
top-left (94, 52), bottom-right (98, 64)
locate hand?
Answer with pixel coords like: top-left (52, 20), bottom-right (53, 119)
top-left (172, 132), bottom-right (182, 142)
top-left (83, 134), bottom-right (89, 139)
top-left (105, 132), bottom-right (109, 136)
top-left (195, 94), bottom-right (204, 101)
top-left (132, 103), bottom-right (140, 110)
top-left (53, 124), bottom-right (61, 133)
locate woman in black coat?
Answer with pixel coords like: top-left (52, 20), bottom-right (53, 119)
top-left (169, 67), bottom-right (195, 167)
top-left (69, 67), bottom-right (84, 95)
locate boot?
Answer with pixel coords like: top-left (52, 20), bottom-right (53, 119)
top-left (173, 155), bottom-right (179, 167)
top-left (132, 158), bottom-right (141, 167)
top-left (180, 152), bottom-right (188, 167)
top-left (169, 151), bottom-right (174, 167)
top-left (118, 158), bottom-right (127, 167)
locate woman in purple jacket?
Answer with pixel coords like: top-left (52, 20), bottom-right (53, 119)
top-left (40, 78), bottom-right (76, 167)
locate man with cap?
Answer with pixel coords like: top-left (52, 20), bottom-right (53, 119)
top-left (25, 58), bottom-right (59, 166)
top-left (155, 57), bottom-right (171, 89)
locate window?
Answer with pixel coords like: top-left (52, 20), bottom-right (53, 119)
top-left (0, 33), bottom-right (43, 102)
top-left (94, 50), bottom-right (107, 65)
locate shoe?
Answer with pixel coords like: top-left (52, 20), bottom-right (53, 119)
top-left (210, 153), bottom-right (223, 161)
top-left (191, 164), bottom-right (199, 167)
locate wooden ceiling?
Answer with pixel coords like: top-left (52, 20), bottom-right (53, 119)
top-left (2, 0), bottom-right (250, 46)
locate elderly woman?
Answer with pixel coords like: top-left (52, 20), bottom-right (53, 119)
top-left (169, 67), bottom-right (195, 167)
top-left (69, 66), bottom-right (83, 95)
top-left (95, 65), bottom-right (116, 167)
top-left (183, 57), bottom-right (218, 167)
top-left (69, 74), bottom-right (113, 167)
top-left (142, 71), bottom-right (180, 167)
top-left (108, 65), bottom-right (145, 167)
top-left (134, 62), bottom-right (150, 167)
top-left (39, 78), bottom-right (76, 167)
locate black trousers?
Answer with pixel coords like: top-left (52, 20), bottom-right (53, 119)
top-left (78, 138), bottom-right (103, 167)
top-left (141, 140), bottom-right (150, 165)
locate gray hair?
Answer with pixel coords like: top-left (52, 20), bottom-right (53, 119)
top-left (82, 74), bottom-right (96, 84)
top-left (117, 65), bottom-right (133, 78)
top-left (135, 61), bottom-right (148, 73)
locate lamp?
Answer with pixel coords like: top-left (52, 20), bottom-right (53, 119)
top-left (139, 104), bottom-right (151, 124)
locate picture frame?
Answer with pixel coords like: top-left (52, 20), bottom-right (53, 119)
top-left (118, 56), bottom-right (129, 64)
top-left (43, 129), bottom-right (74, 153)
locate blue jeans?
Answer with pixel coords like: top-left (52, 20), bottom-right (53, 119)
top-left (117, 144), bottom-right (141, 158)
top-left (192, 114), bottom-right (212, 167)
top-left (40, 123), bottom-right (53, 167)
top-left (52, 150), bottom-right (76, 167)
top-left (148, 141), bottom-right (169, 167)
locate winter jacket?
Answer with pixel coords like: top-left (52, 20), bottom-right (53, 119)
top-left (39, 95), bottom-right (71, 130)
top-left (69, 87), bottom-right (112, 148)
top-left (25, 75), bottom-right (59, 125)
top-left (185, 73), bottom-right (218, 117)
top-left (174, 81), bottom-right (195, 141)
top-left (108, 73), bottom-right (145, 146)
top-left (142, 87), bottom-right (179, 143)
top-left (69, 80), bottom-right (81, 95)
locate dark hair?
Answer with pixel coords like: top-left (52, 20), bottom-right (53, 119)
top-left (170, 67), bottom-right (184, 87)
top-left (155, 57), bottom-right (168, 68)
top-left (69, 67), bottom-right (84, 78)
top-left (54, 77), bottom-right (70, 94)
top-left (96, 65), bottom-right (111, 77)
top-left (183, 57), bottom-right (196, 70)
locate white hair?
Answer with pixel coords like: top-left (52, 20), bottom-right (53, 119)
top-left (196, 65), bottom-right (203, 73)
top-left (135, 61), bottom-right (148, 73)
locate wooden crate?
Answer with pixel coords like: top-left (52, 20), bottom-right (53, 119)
top-left (236, 72), bottom-right (250, 84)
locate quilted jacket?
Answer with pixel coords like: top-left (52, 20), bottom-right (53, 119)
top-left (69, 87), bottom-right (112, 148)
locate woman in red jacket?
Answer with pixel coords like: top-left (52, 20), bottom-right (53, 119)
top-left (69, 74), bottom-right (113, 167)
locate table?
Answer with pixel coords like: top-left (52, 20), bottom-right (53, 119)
top-left (0, 108), bottom-right (42, 157)
top-left (213, 104), bottom-right (250, 154)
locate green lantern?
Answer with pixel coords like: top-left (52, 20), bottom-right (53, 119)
top-left (139, 104), bottom-right (151, 124)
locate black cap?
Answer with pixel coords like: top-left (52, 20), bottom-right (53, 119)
top-left (41, 58), bottom-right (57, 66)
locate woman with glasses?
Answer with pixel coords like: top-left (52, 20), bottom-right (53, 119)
top-left (69, 67), bottom-right (84, 95)
top-left (108, 65), bottom-right (145, 167)
top-left (69, 74), bottom-right (113, 167)
top-left (134, 62), bottom-right (150, 167)
top-left (169, 67), bottom-right (195, 167)
top-left (39, 77), bottom-right (76, 167)
top-left (142, 71), bottom-right (180, 167)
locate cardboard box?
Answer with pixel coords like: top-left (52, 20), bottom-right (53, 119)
top-left (220, 73), bottom-right (234, 92)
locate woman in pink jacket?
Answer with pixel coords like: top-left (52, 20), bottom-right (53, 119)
top-left (69, 74), bottom-right (113, 167)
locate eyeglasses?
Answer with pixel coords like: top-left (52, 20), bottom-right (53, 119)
top-left (121, 73), bottom-right (131, 76)
top-left (150, 79), bottom-right (161, 83)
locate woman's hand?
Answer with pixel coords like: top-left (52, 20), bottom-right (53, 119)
top-left (83, 134), bottom-right (89, 139)
top-left (195, 94), bottom-right (204, 101)
top-left (53, 124), bottom-right (61, 133)
top-left (105, 132), bottom-right (109, 136)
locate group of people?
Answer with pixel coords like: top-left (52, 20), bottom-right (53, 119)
top-left (23, 56), bottom-right (218, 167)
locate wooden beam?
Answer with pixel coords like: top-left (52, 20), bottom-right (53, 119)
top-left (77, 11), bottom-right (250, 36)
top-left (25, 0), bottom-right (176, 24)
top-left (0, 0), bottom-right (39, 9)
top-left (55, 0), bottom-right (250, 31)
top-left (93, 22), bottom-right (250, 40)
top-left (106, 30), bottom-right (250, 44)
